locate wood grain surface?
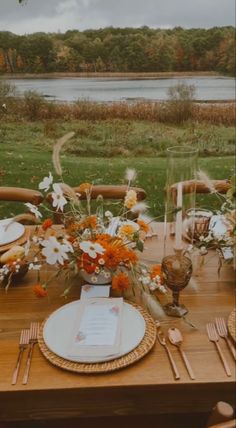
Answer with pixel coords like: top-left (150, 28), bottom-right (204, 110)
top-left (0, 224), bottom-right (235, 423)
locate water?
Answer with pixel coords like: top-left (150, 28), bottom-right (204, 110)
top-left (6, 76), bottom-right (235, 102)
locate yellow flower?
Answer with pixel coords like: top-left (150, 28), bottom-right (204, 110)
top-left (118, 224), bottom-right (136, 237)
top-left (124, 189), bottom-right (137, 209)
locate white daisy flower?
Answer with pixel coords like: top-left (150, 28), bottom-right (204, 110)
top-left (41, 236), bottom-right (72, 265)
top-left (79, 241), bottom-right (105, 259)
top-left (62, 239), bottom-right (74, 253)
top-left (39, 172), bottom-right (53, 192)
top-left (51, 183), bottom-right (67, 212)
top-left (25, 203), bottom-right (42, 219)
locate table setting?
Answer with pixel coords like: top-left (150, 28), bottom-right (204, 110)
top-left (0, 143), bottom-right (235, 423)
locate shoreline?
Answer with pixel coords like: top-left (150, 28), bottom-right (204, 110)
top-left (0, 71), bottom-right (225, 80)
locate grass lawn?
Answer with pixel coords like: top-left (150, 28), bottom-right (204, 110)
top-left (0, 120), bottom-right (234, 218)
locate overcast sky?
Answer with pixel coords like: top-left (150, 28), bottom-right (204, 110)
top-left (0, 0), bottom-right (235, 35)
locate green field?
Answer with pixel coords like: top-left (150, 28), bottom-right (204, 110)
top-left (0, 120), bottom-right (234, 218)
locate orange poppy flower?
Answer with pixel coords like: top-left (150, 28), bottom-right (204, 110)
top-left (112, 272), bottom-right (130, 292)
top-left (33, 284), bottom-right (47, 298)
top-left (79, 253), bottom-right (99, 274)
top-left (42, 218), bottom-right (53, 231)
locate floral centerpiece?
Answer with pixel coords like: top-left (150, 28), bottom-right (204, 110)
top-left (0, 134), bottom-right (166, 318)
top-left (187, 172), bottom-right (236, 270)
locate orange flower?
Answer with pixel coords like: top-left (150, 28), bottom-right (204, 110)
top-left (137, 219), bottom-right (150, 233)
top-left (79, 253), bottom-right (99, 274)
top-left (121, 248), bottom-right (138, 265)
top-left (42, 218), bottom-right (53, 231)
top-left (33, 284), bottom-right (47, 298)
top-left (96, 234), bottom-right (112, 245)
top-left (79, 215), bottom-right (97, 230)
top-left (112, 272), bottom-right (130, 292)
top-left (150, 264), bottom-right (164, 283)
top-left (78, 182), bottom-right (92, 193)
top-left (103, 245), bottom-right (120, 269)
top-left (67, 222), bottom-right (80, 233)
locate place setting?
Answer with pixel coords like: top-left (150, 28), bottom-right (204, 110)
top-left (37, 294), bottom-right (157, 374)
top-left (0, 217), bottom-right (30, 253)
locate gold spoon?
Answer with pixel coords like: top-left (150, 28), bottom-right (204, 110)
top-left (168, 327), bottom-right (195, 380)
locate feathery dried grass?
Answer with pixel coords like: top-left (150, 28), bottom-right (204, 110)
top-left (197, 170), bottom-right (216, 193)
top-left (59, 183), bottom-right (79, 204)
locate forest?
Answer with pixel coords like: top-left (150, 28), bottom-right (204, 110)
top-left (0, 26), bottom-right (234, 74)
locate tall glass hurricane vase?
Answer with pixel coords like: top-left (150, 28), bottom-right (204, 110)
top-left (164, 146), bottom-right (199, 249)
top-left (163, 146), bottom-right (198, 317)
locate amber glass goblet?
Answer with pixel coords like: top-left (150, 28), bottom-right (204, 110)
top-left (161, 252), bottom-right (192, 317)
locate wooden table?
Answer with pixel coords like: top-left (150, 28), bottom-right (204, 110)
top-left (0, 224), bottom-right (235, 425)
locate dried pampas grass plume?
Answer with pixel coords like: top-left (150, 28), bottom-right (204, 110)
top-left (52, 132), bottom-right (75, 176)
top-left (59, 183), bottom-right (79, 204)
top-left (197, 170), bottom-right (216, 193)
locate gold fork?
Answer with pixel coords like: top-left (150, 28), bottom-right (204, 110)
top-left (22, 322), bottom-right (40, 385)
top-left (12, 329), bottom-right (30, 385)
top-left (206, 323), bottom-right (231, 377)
top-left (215, 317), bottom-right (236, 361)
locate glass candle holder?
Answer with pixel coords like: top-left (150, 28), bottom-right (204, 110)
top-left (164, 146), bottom-right (199, 253)
top-left (185, 208), bottom-right (213, 241)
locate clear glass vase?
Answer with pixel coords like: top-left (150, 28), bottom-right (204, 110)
top-left (164, 146), bottom-right (199, 254)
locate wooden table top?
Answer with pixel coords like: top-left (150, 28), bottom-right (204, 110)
top-left (0, 224), bottom-right (235, 423)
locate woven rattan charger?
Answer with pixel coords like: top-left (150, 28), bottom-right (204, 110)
top-left (38, 302), bottom-right (157, 374)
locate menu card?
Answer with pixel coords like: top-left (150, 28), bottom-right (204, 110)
top-left (67, 297), bottom-right (123, 359)
top-left (80, 284), bottom-right (111, 300)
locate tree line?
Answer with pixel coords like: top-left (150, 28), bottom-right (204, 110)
top-left (0, 26), bottom-right (234, 74)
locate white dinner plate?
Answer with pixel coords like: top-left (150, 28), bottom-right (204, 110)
top-left (43, 300), bottom-right (146, 363)
top-left (0, 219), bottom-right (25, 246)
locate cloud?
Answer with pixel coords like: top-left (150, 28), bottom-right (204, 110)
top-left (0, 0), bottom-right (234, 34)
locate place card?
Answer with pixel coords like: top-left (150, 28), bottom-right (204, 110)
top-left (80, 284), bottom-right (111, 300)
top-left (67, 297), bottom-right (123, 358)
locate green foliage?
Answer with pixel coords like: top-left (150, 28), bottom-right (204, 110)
top-left (0, 26), bottom-right (235, 74)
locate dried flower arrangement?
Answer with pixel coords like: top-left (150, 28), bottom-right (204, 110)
top-left (0, 133), bottom-right (166, 318)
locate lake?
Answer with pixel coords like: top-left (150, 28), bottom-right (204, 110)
top-left (7, 76), bottom-right (235, 102)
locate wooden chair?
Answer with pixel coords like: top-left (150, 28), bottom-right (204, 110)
top-left (0, 187), bottom-right (44, 223)
top-left (169, 179), bottom-right (230, 206)
top-left (72, 184), bottom-right (146, 201)
top-left (206, 402), bottom-right (236, 428)
top-left (47, 184), bottom-right (146, 223)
